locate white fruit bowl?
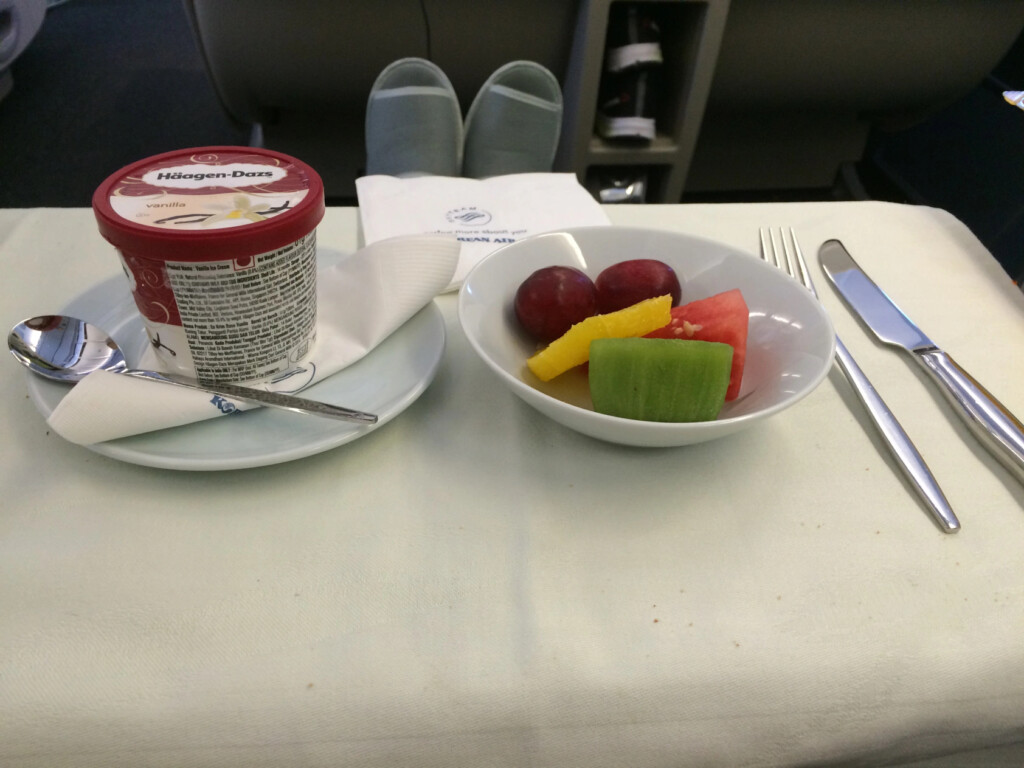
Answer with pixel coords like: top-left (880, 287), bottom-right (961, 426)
top-left (457, 226), bottom-right (836, 448)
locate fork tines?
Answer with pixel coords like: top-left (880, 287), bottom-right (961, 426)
top-left (759, 227), bottom-right (816, 298)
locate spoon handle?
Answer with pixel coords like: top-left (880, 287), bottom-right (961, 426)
top-left (123, 370), bottom-right (378, 425)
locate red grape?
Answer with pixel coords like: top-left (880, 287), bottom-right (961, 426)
top-left (595, 259), bottom-right (681, 313)
top-left (514, 266), bottom-right (598, 342)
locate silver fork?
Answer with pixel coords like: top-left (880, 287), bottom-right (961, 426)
top-left (760, 227), bottom-right (960, 534)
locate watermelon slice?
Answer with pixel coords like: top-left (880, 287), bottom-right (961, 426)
top-left (645, 289), bottom-right (749, 400)
top-left (589, 338), bottom-right (732, 422)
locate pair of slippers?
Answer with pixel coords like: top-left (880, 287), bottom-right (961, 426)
top-left (365, 58), bottom-right (563, 179)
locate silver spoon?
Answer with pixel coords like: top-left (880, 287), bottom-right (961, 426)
top-left (8, 315), bottom-right (378, 424)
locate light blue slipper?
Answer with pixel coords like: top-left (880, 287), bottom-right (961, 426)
top-left (365, 57), bottom-right (463, 177)
top-left (462, 61), bottom-right (563, 179)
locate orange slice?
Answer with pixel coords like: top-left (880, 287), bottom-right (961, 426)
top-left (526, 294), bottom-right (672, 382)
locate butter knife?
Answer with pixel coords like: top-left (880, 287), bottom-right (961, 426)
top-left (820, 239), bottom-right (1024, 484)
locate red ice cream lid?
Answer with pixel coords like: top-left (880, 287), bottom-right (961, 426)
top-left (92, 146), bottom-right (325, 261)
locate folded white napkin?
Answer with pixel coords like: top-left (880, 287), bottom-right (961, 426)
top-left (47, 234), bottom-right (460, 445)
top-left (356, 172), bottom-right (610, 291)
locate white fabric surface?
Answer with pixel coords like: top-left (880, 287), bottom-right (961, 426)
top-left (356, 172), bottom-right (610, 290)
top-left (46, 234), bottom-right (459, 444)
top-left (1, 203), bottom-right (1023, 768)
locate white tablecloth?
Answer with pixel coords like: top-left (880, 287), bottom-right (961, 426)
top-left (1, 202), bottom-right (1022, 768)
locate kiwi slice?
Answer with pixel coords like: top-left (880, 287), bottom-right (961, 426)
top-left (589, 338), bottom-right (733, 422)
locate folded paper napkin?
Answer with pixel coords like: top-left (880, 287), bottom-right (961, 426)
top-left (47, 234), bottom-right (461, 445)
top-left (356, 172), bottom-right (610, 291)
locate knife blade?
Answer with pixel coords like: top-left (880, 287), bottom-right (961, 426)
top-left (819, 239), bottom-right (1024, 484)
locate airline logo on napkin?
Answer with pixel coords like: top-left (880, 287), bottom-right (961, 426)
top-left (357, 173), bottom-right (610, 291)
top-left (445, 207), bottom-right (493, 227)
top-left (442, 207), bottom-right (519, 244)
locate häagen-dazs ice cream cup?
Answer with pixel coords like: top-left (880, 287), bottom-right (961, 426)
top-left (92, 146), bottom-right (325, 385)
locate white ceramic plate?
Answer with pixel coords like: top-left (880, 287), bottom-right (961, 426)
top-left (458, 226), bottom-right (836, 448)
top-left (25, 271), bottom-right (446, 471)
